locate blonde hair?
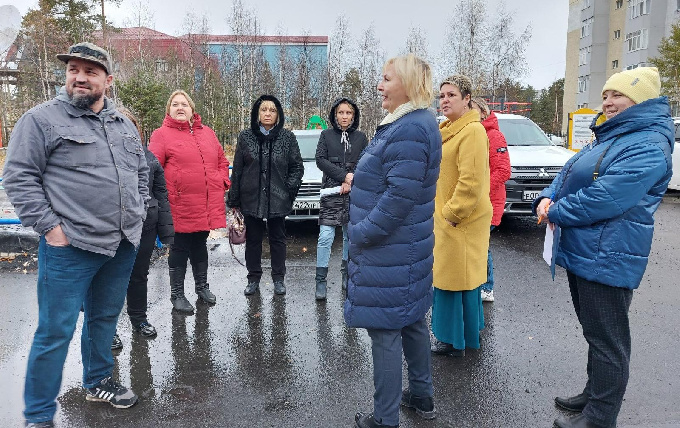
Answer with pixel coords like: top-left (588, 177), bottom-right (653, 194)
top-left (440, 75), bottom-right (473, 108)
top-left (383, 54), bottom-right (434, 109)
top-left (165, 90), bottom-right (196, 116)
top-left (471, 97), bottom-right (490, 116)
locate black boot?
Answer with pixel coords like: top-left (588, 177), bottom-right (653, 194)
top-left (555, 392), bottom-right (588, 412)
top-left (315, 267), bottom-right (328, 300)
top-left (169, 266), bottom-right (194, 314)
top-left (244, 279), bottom-right (260, 295)
top-left (193, 261), bottom-right (216, 304)
top-left (340, 259), bottom-right (348, 290)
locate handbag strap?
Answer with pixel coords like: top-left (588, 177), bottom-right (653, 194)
top-left (229, 240), bottom-right (245, 266)
top-left (592, 139), bottom-right (616, 180)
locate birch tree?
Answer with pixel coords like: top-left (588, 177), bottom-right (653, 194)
top-left (356, 25), bottom-right (384, 136)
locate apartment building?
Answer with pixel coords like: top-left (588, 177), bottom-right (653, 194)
top-left (563, 0), bottom-right (680, 133)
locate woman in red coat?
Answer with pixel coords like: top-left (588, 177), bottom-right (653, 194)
top-left (149, 90), bottom-right (230, 314)
top-left (471, 97), bottom-right (511, 303)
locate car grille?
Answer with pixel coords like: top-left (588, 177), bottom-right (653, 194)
top-left (511, 166), bottom-right (562, 184)
top-left (297, 182), bottom-right (321, 197)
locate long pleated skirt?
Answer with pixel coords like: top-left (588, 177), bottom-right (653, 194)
top-left (431, 286), bottom-right (484, 350)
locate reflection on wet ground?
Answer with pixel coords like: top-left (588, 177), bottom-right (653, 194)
top-left (2, 208), bottom-right (680, 427)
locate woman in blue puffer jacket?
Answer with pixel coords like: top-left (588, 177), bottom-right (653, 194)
top-left (344, 54), bottom-right (441, 428)
top-left (533, 67), bottom-right (673, 428)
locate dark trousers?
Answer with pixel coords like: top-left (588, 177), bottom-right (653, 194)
top-left (126, 227), bottom-right (156, 327)
top-left (168, 231), bottom-right (209, 273)
top-left (244, 216), bottom-right (286, 282)
top-left (567, 271), bottom-right (634, 427)
top-left (366, 317), bottom-right (434, 426)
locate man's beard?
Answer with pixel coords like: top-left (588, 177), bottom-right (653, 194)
top-left (67, 85), bottom-right (104, 110)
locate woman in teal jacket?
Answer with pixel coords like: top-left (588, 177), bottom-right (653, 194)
top-left (533, 67), bottom-right (673, 428)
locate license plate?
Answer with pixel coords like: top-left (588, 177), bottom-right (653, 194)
top-left (522, 190), bottom-right (542, 202)
top-left (293, 200), bottom-right (320, 210)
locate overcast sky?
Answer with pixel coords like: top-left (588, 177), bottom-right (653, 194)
top-left (4, 0), bottom-right (568, 89)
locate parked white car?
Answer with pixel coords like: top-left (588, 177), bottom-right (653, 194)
top-left (288, 129), bottom-right (323, 220)
top-left (667, 117), bottom-right (680, 191)
top-left (496, 113), bottom-right (576, 216)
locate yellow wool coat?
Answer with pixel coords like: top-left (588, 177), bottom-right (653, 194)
top-left (433, 109), bottom-right (493, 291)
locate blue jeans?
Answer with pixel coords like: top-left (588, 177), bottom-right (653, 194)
top-left (481, 226), bottom-right (495, 292)
top-left (24, 237), bottom-right (137, 423)
top-left (366, 317), bottom-right (433, 426)
top-left (316, 224), bottom-right (348, 268)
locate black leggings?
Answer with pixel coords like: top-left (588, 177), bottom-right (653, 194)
top-left (168, 231), bottom-right (210, 271)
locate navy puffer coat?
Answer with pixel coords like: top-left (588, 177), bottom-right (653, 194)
top-left (533, 96), bottom-right (673, 289)
top-left (344, 108), bottom-right (442, 329)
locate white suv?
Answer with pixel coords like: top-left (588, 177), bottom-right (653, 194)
top-left (288, 129), bottom-right (323, 220)
top-left (496, 113), bottom-right (575, 216)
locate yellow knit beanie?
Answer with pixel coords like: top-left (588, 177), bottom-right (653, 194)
top-left (601, 67), bottom-right (661, 104)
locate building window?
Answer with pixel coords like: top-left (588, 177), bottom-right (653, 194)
top-left (612, 59), bottom-right (619, 69)
top-left (616, 0), bottom-right (623, 9)
top-left (626, 61), bottom-right (652, 70)
top-left (614, 29), bottom-right (621, 39)
top-left (578, 75), bottom-right (590, 93)
top-left (677, 0), bottom-right (680, 10)
top-left (629, 0), bottom-right (651, 18)
top-left (625, 29), bottom-right (649, 52)
top-left (581, 17), bottom-right (594, 38)
top-left (582, 0), bottom-right (592, 9)
top-left (155, 60), bottom-right (169, 72)
top-left (579, 46), bottom-right (591, 66)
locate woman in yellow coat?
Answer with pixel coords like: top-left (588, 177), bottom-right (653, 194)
top-left (431, 75), bottom-right (492, 357)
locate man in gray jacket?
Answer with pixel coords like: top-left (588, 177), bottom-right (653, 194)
top-left (3, 42), bottom-right (149, 428)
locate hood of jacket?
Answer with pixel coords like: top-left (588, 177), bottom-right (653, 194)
top-left (250, 94), bottom-right (285, 139)
top-left (590, 96), bottom-right (674, 152)
top-left (328, 97), bottom-right (361, 132)
top-left (481, 111), bottom-right (500, 133)
top-left (162, 113), bottom-right (203, 131)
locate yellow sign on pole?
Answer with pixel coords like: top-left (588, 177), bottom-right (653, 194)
top-left (567, 108), bottom-right (598, 152)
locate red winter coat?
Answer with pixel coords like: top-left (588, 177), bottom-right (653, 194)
top-left (482, 112), bottom-right (511, 226)
top-left (149, 114), bottom-right (230, 233)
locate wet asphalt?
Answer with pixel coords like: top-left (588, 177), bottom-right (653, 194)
top-left (1, 196), bottom-right (680, 427)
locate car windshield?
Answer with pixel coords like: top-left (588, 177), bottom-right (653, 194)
top-left (497, 118), bottom-right (552, 146)
top-left (295, 134), bottom-right (320, 160)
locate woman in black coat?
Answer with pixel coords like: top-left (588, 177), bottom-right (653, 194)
top-left (227, 95), bottom-right (304, 297)
top-left (113, 108), bottom-right (174, 349)
top-left (314, 98), bottom-right (368, 300)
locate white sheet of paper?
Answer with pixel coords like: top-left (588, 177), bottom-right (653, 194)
top-left (320, 186), bottom-right (343, 197)
top-left (543, 225), bottom-right (553, 266)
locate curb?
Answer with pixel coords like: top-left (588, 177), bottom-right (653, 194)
top-left (0, 226), bottom-right (39, 253)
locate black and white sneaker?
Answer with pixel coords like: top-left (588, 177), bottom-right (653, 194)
top-left (86, 377), bottom-right (138, 408)
top-left (111, 333), bottom-right (123, 350)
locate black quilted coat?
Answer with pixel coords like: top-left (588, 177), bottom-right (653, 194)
top-left (227, 95), bottom-right (304, 219)
top-left (143, 147), bottom-right (174, 244)
top-left (316, 98), bottom-right (368, 226)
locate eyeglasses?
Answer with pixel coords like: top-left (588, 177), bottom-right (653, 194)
top-left (70, 45), bottom-right (108, 62)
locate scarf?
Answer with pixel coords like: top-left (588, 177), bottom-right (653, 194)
top-left (439, 109), bottom-right (479, 145)
top-left (379, 102), bottom-right (419, 126)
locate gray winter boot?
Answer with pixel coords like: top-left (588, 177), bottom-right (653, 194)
top-left (340, 260), bottom-right (348, 290)
top-left (170, 266), bottom-right (194, 314)
top-left (315, 267), bottom-right (328, 300)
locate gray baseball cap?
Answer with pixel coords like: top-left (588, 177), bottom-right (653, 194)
top-left (57, 42), bottom-right (112, 75)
